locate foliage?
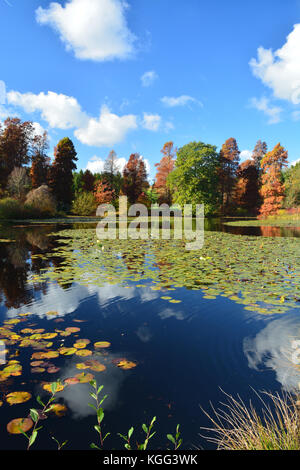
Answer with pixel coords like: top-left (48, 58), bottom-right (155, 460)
top-left (30, 131), bottom-right (50, 189)
top-left (48, 137), bottom-right (78, 210)
top-left (154, 141), bottom-right (176, 204)
top-left (0, 198), bottom-right (27, 219)
top-left (219, 137), bottom-right (240, 213)
top-left (72, 191), bottom-right (97, 216)
top-left (25, 185), bottom-right (57, 217)
top-left (122, 153), bottom-right (148, 204)
top-left (283, 162), bottom-right (300, 208)
top-left (7, 167), bottom-right (31, 200)
top-left (259, 143), bottom-right (288, 218)
top-left (168, 141), bottom-right (220, 215)
top-left (252, 140), bottom-right (267, 171)
top-left (234, 159), bottom-right (260, 213)
top-left (0, 118), bottom-right (34, 189)
top-left (94, 180), bottom-right (116, 205)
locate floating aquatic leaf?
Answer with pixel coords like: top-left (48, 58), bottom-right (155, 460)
top-left (75, 349), bottom-right (92, 357)
top-left (75, 372), bottom-right (94, 383)
top-left (43, 382), bottom-right (65, 393)
top-left (65, 327), bottom-right (80, 333)
top-left (64, 377), bottom-right (80, 385)
top-left (59, 347), bottom-right (77, 356)
top-left (50, 403), bottom-right (67, 417)
top-left (6, 391), bottom-right (32, 405)
top-left (94, 342), bottom-right (111, 349)
top-left (117, 360), bottom-right (137, 370)
top-left (7, 418), bottom-right (33, 434)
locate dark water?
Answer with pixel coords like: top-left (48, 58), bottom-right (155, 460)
top-left (0, 219), bottom-right (300, 450)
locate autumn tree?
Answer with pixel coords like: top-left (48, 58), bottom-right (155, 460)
top-left (259, 143), bottom-right (288, 218)
top-left (7, 167), bottom-right (31, 201)
top-left (234, 159), bottom-right (260, 213)
top-left (252, 140), bottom-right (267, 171)
top-left (219, 138), bottom-right (240, 213)
top-left (122, 153), bottom-right (148, 204)
top-left (94, 181), bottom-right (116, 205)
top-left (48, 137), bottom-right (78, 209)
top-left (82, 169), bottom-right (95, 192)
top-left (168, 141), bottom-right (220, 215)
top-left (0, 118), bottom-right (34, 189)
top-left (30, 131), bottom-right (50, 189)
top-left (154, 141), bottom-right (176, 204)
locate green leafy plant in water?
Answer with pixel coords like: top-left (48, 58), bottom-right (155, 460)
top-left (20, 381), bottom-right (66, 450)
top-left (167, 424), bottom-right (183, 450)
top-left (89, 379), bottom-right (110, 449)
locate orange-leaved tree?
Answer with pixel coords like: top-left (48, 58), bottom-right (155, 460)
top-left (154, 141), bottom-right (176, 204)
top-left (259, 143), bottom-right (288, 218)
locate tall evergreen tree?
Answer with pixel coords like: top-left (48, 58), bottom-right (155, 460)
top-left (49, 137), bottom-right (78, 209)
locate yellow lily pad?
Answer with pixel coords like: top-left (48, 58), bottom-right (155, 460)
top-left (6, 391), bottom-right (32, 405)
top-left (7, 418), bottom-right (33, 434)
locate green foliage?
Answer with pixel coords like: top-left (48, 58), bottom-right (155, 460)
top-left (71, 191), bottom-right (97, 216)
top-left (0, 198), bottom-right (24, 219)
top-left (283, 162), bottom-right (300, 208)
top-left (167, 141), bottom-right (221, 215)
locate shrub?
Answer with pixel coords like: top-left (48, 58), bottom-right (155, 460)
top-left (0, 198), bottom-right (24, 219)
top-left (71, 191), bottom-right (97, 216)
top-left (25, 185), bottom-right (57, 217)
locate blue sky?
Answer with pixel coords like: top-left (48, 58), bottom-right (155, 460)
top-left (1, 0), bottom-right (300, 180)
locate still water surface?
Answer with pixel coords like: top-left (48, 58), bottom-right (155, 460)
top-left (0, 219), bottom-right (300, 449)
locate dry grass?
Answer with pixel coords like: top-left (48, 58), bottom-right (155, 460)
top-left (200, 389), bottom-right (300, 450)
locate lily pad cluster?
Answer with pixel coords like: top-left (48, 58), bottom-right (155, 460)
top-left (28, 228), bottom-right (300, 315)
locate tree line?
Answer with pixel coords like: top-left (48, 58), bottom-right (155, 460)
top-left (0, 116), bottom-right (298, 219)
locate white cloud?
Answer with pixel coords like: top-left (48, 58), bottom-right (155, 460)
top-left (86, 155), bottom-right (127, 174)
top-left (291, 158), bottom-right (300, 167)
top-left (32, 121), bottom-right (46, 136)
top-left (141, 112), bottom-right (161, 131)
top-left (36, 0), bottom-right (136, 62)
top-left (0, 80), bottom-right (6, 104)
top-left (240, 150), bottom-right (252, 161)
top-left (250, 24), bottom-right (300, 104)
top-left (7, 90), bottom-right (87, 129)
top-left (74, 105), bottom-right (137, 146)
top-left (250, 96), bottom-right (282, 124)
top-left (161, 95), bottom-right (202, 107)
top-left (7, 90), bottom-right (138, 147)
top-left (141, 70), bottom-right (158, 87)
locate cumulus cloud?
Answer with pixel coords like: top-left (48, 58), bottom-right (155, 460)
top-left (244, 315), bottom-right (300, 391)
top-left (36, 0), bottom-right (136, 62)
top-left (74, 105), bottom-right (137, 146)
top-left (161, 95), bottom-right (202, 107)
top-left (250, 96), bottom-right (282, 124)
top-left (7, 90), bottom-right (87, 129)
top-left (141, 70), bottom-right (158, 87)
top-left (7, 90), bottom-right (138, 147)
top-left (250, 24), bottom-right (300, 104)
top-left (240, 150), bottom-right (253, 161)
top-left (141, 112), bottom-right (161, 131)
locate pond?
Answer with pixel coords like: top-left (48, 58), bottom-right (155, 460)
top-left (0, 219), bottom-right (300, 450)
